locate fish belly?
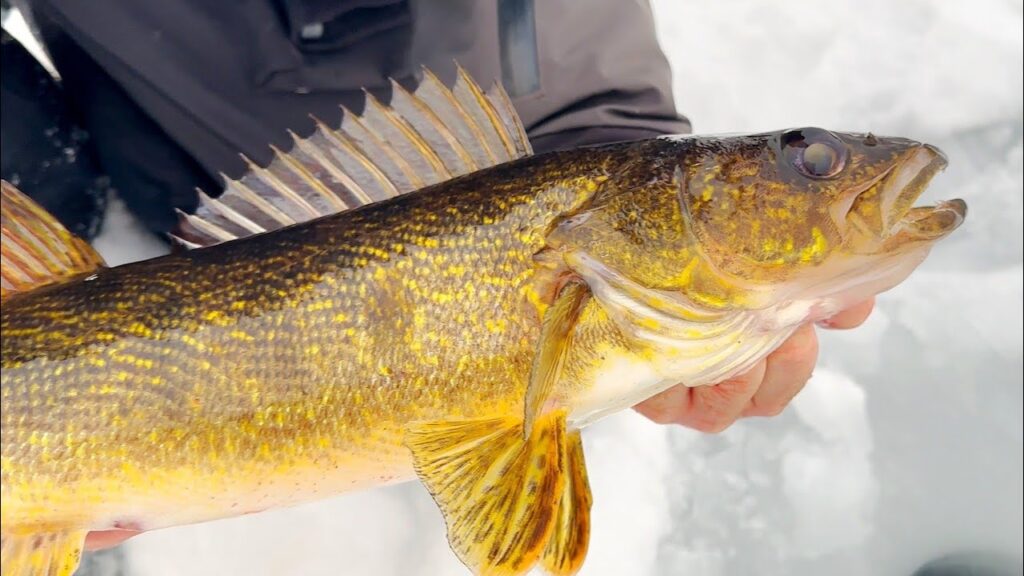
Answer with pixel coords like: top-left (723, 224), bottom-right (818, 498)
top-left (1, 434), bottom-right (417, 533)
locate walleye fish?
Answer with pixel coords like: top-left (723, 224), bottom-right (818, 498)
top-left (1, 68), bottom-right (965, 576)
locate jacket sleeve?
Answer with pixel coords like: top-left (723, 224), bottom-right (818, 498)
top-left (507, 0), bottom-right (691, 153)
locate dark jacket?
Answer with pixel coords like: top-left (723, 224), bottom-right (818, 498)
top-left (10, 0), bottom-right (690, 235)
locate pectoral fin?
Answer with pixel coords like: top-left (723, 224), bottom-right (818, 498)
top-left (524, 281), bottom-right (590, 435)
top-left (0, 530), bottom-right (86, 576)
top-left (407, 410), bottom-right (593, 576)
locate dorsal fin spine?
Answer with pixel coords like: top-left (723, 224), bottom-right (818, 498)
top-left (180, 210), bottom-right (236, 242)
top-left (389, 78), bottom-right (478, 173)
top-left (337, 106), bottom-right (424, 191)
top-left (363, 90), bottom-right (452, 180)
top-left (242, 155), bottom-right (320, 219)
top-left (269, 144), bottom-right (349, 212)
top-left (456, 66), bottom-right (518, 158)
top-left (420, 67), bottom-right (501, 165)
top-left (290, 128), bottom-right (375, 206)
top-left (220, 177), bottom-right (296, 226)
top-left (314, 118), bottom-right (401, 200)
top-left (201, 193), bottom-right (265, 235)
top-left (486, 80), bottom-right (532, 156)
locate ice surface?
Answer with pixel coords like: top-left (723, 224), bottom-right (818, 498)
top-left (14, 0), bottom-right (1018, 574)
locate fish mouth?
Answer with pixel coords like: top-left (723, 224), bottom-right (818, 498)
top-left (849, 143), bottom-right (966, 251)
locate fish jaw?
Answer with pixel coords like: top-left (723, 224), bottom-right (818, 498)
top-left (758, 237), bottom-right (938, 330)
top-left (845, 143), bottom-right (965, 254)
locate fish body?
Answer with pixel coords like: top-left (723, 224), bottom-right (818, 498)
top-left (1, 70), bottom-right (965, 576)
top-left (2, 144), bottom-right (609, 530)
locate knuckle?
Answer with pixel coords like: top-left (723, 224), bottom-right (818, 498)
top-left (776, 327), bottom-right (819, 363)
top-left (748, 387), bottom-right (802, 417)
top-left (647, 409), bottom-right (677, 426)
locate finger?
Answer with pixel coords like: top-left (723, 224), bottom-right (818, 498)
top-left (84, 529), bottom-right (140, 551)
top-left (635, 359), bottom-right (767, 433)
top-left (744, 323), bottom-right (817, 417)
top-left (818, 297), bottom-right (875, 329)
top-left (633, 380), bottom-right (694, 425)
top-left (684, 360), bottom-right (766, 432)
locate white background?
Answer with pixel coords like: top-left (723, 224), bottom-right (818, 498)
top-left (8, 1), bottom-right (1023, 574)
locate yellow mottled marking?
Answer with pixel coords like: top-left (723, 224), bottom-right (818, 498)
top-left (799, 227), bottom-right (829, 262)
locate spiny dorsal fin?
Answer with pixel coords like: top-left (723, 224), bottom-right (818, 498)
top-left (1, 181), bottom-right (105, 300)
top-left (173, 65), bottom-right (533, 248)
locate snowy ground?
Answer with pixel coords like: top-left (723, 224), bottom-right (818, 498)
top-left (8, 1), bottom-right (1022, 575)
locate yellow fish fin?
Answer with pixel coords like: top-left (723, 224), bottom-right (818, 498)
top-left (1, 181), bottom-right (105, 301)
top-left (541, 430), bottom-right (592, 576)
top-left (525, 281), bottom-right (591, 436)
top-left (407, 410), bottom-right (592, 576)
top-left (0, 530), bottom-right (87, 576)
top-left (172, 65), bottom-right (533, 248)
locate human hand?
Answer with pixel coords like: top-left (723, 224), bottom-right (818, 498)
top-left (633, 298), bottom-right (875, 432)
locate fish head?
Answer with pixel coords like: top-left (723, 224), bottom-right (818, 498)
top-left (539, 131), bottom-right (967, 421)
top-left (550, 129), bottom-right (965, 323)
top-left (673, 127), bottom-right (966, 313)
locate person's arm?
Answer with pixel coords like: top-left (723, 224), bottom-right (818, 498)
top-left (506, 0), bottom-right (691, 153)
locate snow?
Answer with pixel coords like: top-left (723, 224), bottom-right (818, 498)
top-left (89, 193), bottom-right (171, 267)
top-left (6, 1), bottom-right (1020, 574)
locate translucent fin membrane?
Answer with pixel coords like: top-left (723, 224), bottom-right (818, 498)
top-left (173, 65), bottom-right (533, 248)
top-left (1, 181), bottom-right (105, 299)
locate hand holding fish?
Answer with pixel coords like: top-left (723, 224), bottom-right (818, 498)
top-left (635, 298), bottom-right (875, 430)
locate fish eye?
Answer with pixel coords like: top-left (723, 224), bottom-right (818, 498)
top-left (781, 128), bottom-right (847, 179)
